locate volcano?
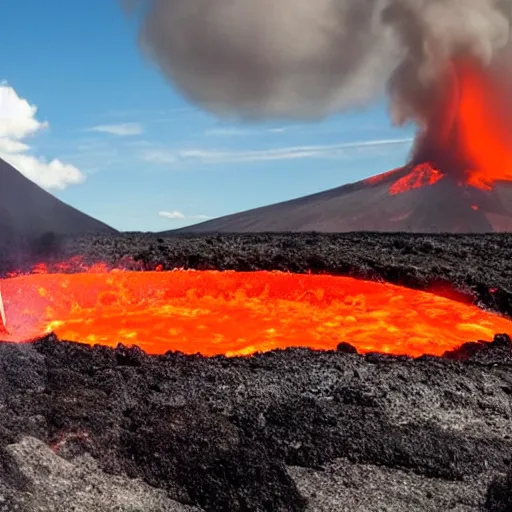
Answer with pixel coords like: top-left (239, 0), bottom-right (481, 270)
top-left (171, 60), bottom-right (512, 234)
top-left (170, 166), bottom-right (512, 233)
top-left (0, 158), bottom-right (116, 247)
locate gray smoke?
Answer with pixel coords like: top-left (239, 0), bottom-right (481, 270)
top-left (127, 0), bottom-right (512, 124)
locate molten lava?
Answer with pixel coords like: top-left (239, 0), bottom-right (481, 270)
top-left (389, 163), bottom-right (444, 195)
top-left (1, 268), bottom-right (511, 358)
top-left (390, 59), bottom-right (512, 195)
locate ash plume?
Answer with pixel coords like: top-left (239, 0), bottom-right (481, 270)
top-left (127, 0), bottom-right (512, 125)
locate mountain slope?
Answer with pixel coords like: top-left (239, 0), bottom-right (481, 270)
top-left (0, 158), bottom-right (116, 242)
top-left (167, 166), bottom-right (512, 234)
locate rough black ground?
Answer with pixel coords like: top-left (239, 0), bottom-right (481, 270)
top-left (0, 232), bottom-right (510, 511)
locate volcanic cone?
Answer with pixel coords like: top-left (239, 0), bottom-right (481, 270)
top-left (172, 61), bottom-right (512, 234)
top-left (0, 158), bottom-right (117, 246)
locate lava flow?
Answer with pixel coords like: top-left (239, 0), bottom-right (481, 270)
top-left (0, 268), bottom-right (511, 358)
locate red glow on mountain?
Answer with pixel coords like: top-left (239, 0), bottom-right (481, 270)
top-left (389, 164), bottom-right (445, 195)
top-left (169, 60), bottom-right (512, 234)
top-left (388, 59), bottom-right (512, 196)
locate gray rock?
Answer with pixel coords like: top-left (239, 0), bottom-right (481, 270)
top-left (289, 459), bottom-right (495, 511)
top-left (0, 436), bottom-right (201, 512)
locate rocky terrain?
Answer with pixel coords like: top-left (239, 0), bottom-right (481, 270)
top-left (0, 232), bottom-right (510, 511)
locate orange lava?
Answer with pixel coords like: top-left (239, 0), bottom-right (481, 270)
top-left (457, 60), bottom-right (512, 189)
top-left (386, 60), bottom-right (512, 196)
top-left (389, 163), bottom-right (445, 195)
top-left (348, 61), bottom-right (512, 200)
top-left (1, 269), bottom-right (511, 358)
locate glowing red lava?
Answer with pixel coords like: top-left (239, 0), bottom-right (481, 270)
top-left (388, 59), bottom-right (512, 195)
top-left (457, 60), bottom-right (512, 189)
top-left (1, 268), bottom-right (510, 358)
top-left (389, 163), bottom-right (445, 195)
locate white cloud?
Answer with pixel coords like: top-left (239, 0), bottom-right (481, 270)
top-left (0, 83), bottom-right (48, 139)
top-left (0, 83), bottom-right (84, 189)
top-left (88, 123), bottom-right (144, 136)
top-left (141, 138), bottom-right (413, 166)
top-left (159, 210), bottom-right (185, 219)
top-left (0, 138), bottom-right (29, 153)
top-left (159, 210), bottom-right (212, 221)
top-left (3, 153), bottom-right (84, 190)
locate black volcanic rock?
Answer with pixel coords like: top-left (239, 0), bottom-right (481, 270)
top-left (0, 233), bottom-right (510, 510)
top-left (167, 166), bottom-right (512, 234)
top-left (0, 158), bottom-right (116, 246)
top-left (485, 469), bottom-right (512, 512)
top-left (0, 335), bottom-right (510, 511)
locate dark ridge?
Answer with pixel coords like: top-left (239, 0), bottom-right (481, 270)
top-left (443, 334), bottom-right (512, 364)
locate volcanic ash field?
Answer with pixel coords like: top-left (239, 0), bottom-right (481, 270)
top-left (0, 233), bottom-right (510, 512)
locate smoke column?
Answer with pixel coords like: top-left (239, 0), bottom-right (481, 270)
top-left (127, 0), bottom-right (512, 127)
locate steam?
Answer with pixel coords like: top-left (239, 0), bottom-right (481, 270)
top-left (127, 0), bottom-right (512, 124)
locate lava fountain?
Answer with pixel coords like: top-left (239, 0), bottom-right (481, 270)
top-left (0, 264), bottom-right (511, 358)
top-left (388, 58), bottom-right (512, 195)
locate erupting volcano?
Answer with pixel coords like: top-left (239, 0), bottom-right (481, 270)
top-left (2, 4), bottom-right (512, 362)
top-left (409, 59), bottom-right (512, 190)
top-left (1, 262), bottom-right (511, 358)
top-left (172, 60), bottom-right (512, 234)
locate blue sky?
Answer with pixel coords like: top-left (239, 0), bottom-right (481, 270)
top-left (0, 0), bottom-right (415, 232)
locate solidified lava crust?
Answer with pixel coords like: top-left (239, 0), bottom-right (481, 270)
top-left (0, 233), bottom-right (511, 511)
